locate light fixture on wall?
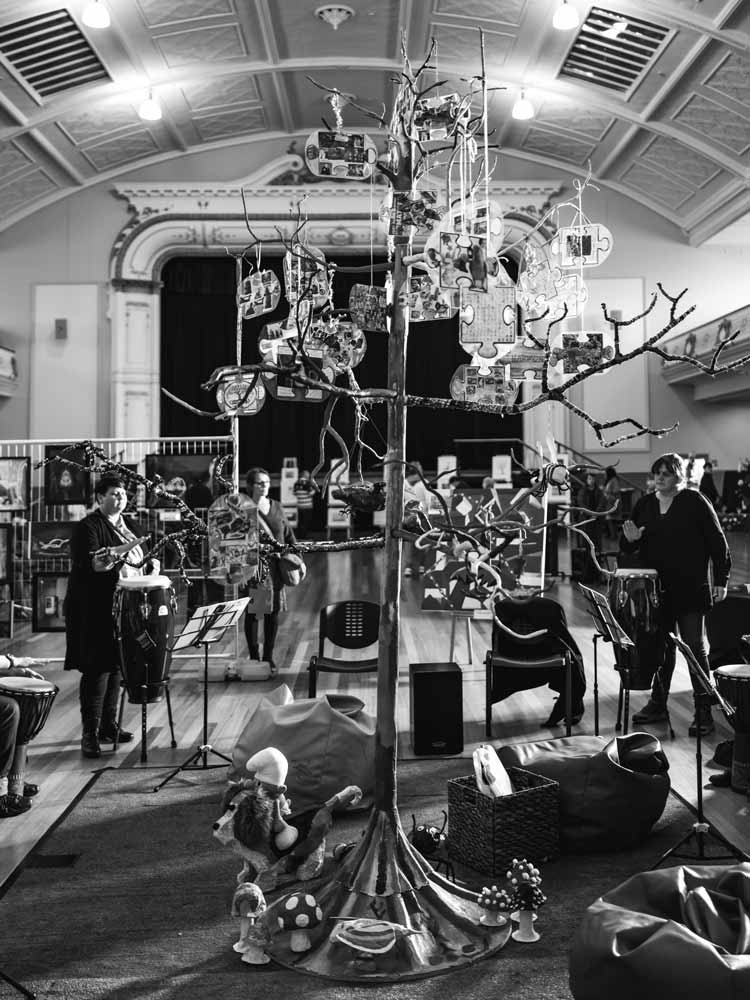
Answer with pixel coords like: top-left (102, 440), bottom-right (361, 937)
top-left (552, 1), bottom-right (580, 30)
top-left (138, 91), bottom-right (162, 122)
top-left (511, 91), bottom-right (535, 121)
top-left (314, 5), bottom-right (355, 30)
top-left (82, 1), bottom-right (111, 29)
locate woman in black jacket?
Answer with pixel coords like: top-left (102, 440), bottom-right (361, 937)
top-left (620, 453), bottom-right (731, 736)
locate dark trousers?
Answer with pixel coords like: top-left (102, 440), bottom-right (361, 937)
top-left (244, 612), bottom-right (279, 660)
top-left (653, 610), bottom-right (709, 703)
top-left (0, 695), bottom-right (21, 782)
top-left (79, 671), bottom-right (121, 732)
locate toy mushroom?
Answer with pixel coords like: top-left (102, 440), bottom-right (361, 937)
top-left (476, 884), bottom-right (513, 926)
top-left (241, 921), bottom-right (272, 965)
top-left (507, 859), bottom-right (546, 943)
top-left (231, 882), bottom-right (268, 957)
top-left (277, 892), bottom-right (322, 952)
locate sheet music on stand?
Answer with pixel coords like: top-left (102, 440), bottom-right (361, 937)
top-left (577, 583), bottom-right (634, 648)
top-left (170, 597), bottom-right (249, 652)
top-left (670, 631), bottom-right (736, 726)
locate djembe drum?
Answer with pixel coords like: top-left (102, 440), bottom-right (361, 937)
top-left (715, 665), bottom-right (750, 792)
top-left (113, 575), bottom-right (176, 704)
top-left (0, 675), bottom-right (59, 781)
top-left (609, 568), bottom-right (662, 690)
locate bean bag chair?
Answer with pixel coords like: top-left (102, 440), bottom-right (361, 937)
top-left (497, 732), bottom-right (670, 851)
top-left (231, 684), bottom-right (374, 814)
top-left (570, 864), bottom-right (750, 1000)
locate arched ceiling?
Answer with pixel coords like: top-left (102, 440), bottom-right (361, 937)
top-left (0, 0), bottom-right (749, 243)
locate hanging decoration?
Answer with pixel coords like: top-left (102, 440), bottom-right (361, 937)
top-left (552, 223), bottom-right (613, 268)
top-left (206, 368), bottom-right (267, 416)
top-left (549, 332), bottom-right (615, 375)
top-left (283, 245), bottom-right (329, 309)
top-left (240, 269), bottom-right (281, 319)
top-left (309, 315), bottom-right (367, 373)
top-left (459, 285), bottom-right (517, 370)
top-left (399, 274), bottom-right (460, 322)
top-left (449, 363), bottom-right (519, 407)
top-left (304, 91), bottom-right (378, 180)
top-left (348, 284), bottom-right (388, 332)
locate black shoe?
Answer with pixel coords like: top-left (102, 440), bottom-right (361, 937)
top-left (543, 698), bottom-right (565, 727)
top-left (711, 740), bottom-right (734, 768)
top-left (708, 769), bottom-right (732, 787)
top-left (23, 782), bottom-right (39, 797)
top-left (249, 646), bottom-right (260, 661)
top-left (81, 732), bottom-right (102, 758)
top-left (98, 722), bottom-right (133, 744)
top-left (267, 660), bottom-right (278, 677)
top-left (689, 706), bottom-right (715, 738)
top-left (0, 793), bottom-right (32, 817)
top-left (632, 699), bottom-right (668, 725)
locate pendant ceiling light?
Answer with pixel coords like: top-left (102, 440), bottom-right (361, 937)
top-left (82, 1), bottom-right (111, 29)
top-left (512, 91), bottom-right (535, 121)
top-left (315, 5), bottom-right (355, 31)
top-left (553, 1), bottom-right (580, 31)
top-left (138, 91), bottom-right (162, 122)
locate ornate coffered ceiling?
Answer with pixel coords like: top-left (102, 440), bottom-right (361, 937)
top-left (0, 0), bottom-right (748, 243)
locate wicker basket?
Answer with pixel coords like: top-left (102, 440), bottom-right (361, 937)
top-left (447, 767), bottom-right (560, 877)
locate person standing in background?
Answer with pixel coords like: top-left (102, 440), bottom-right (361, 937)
top-left (403, 461), bottom-right (431, 578)
top-left (602, 466), bottom-right (623, 541)
top-left (293, 469), bottom-right (316, 539)
top-left (699, 460), bottom-right (720, 509)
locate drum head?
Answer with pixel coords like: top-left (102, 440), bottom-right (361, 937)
top-left (325, 694), bottom-right (365, 717)
top-left (614, 568), bottom-right (659, 578)
top-left (0, 676), bottom-right (55, 694)
top-left (117, 575), bottom-right (172, 591)
top-left (715, 664), bottom-right (750, 680)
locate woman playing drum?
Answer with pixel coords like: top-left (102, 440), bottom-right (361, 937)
top-left (0, 652), bottom-right (48, 818)
top-left (620, 453), bottom-right (731, 737)
top-left (64, 474), bottom-right (160, 759)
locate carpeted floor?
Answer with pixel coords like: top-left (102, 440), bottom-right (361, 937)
top-left (0, 761), bottom-right (733, 1000)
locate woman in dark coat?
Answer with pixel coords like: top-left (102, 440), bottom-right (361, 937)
top-left (621, 453), bottom-right (731, 737)
top-left (64, 474), bottom-right (158, 758)
top-left (243, 468), bottom-right (295, 675)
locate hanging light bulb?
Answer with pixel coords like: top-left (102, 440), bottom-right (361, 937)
top-left (512, 91), bottom-right (534, 121)
top-left (138, 91), bottom-right (162, 122)
top-left (82, 1), bottom-right (111, 29)
top-left (552, 1), bottom-right (580, 30)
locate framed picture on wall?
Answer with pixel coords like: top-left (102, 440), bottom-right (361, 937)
top-left (30, 521), bottom-right (75, 560)
top-left (0, 582), bottom-right (13, 639)
top-left (32, 572), bottom-right (69, 632)
top-left (145, 453), bottom-right (216, 509)
top-left (44, 445), bottom-right (90, 508)
top-left (0, 523), bottom-right (12, 586)
top-left (0, 457), bottom-right (30, 512)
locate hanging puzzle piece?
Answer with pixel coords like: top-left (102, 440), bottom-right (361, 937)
top-left (207, 492), bottom-right (258, 585)
top-left (400, 275), bottom-right (460, 321)
top-left (258, 304), bottom-right (311, 362)
top-left (459, 286), bottom-right (517, 369)
top-left (435, 232), bottom-right (493, 291)
top-left (262, 343), bottom-right (335, 403)
top-left (215, 373), bottom-right (266, 416)
top-left (548, 332), bottom-right (614, 373)
top-left (550, 273), bottom-right (588, 319)
top-left (283, 246), bottom-right (329, 309)
top-left (388, 190), bottom-right (443, 236)
top-left (349, 284), bottom-right (388, 333)
top-left (502, 344), bottom-right (547, 382)
top-left (413, 92), bottom-right (471, 143)
top-left (240, 270), bottom-right (281, 320)
top-left (304, 129), bottom-right (378, 180)
top-left (309, 317), bottom-right (367, 373)
top-left (516, 245), bottom-right (560, 317)
top-left (449, 364), bottom-right (519, 407)
top-left (443, 199), bottom-right (504, 251)
top-left (552, 224), bottom-right (613, 268)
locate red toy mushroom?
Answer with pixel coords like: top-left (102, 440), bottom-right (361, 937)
top-left (276, 892), bottom-right (323, 952)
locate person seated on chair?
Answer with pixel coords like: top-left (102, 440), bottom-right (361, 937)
top-left (242, 467), bottom-right (295, 677)
top-left (621, 453), bottom-right (730, 737)
top-left (64, 474), bottom-right (161, 759)
top-left (0, 652), bottom-right (45, 818)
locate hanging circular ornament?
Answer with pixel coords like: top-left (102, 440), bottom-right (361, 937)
top-left (449, 363), bottom-right (519, 407)
top-left (304, 129), bottom-right (378, 180)
top-left (399, 275), bottom-right (460, 321)
top-left (440, 198), bottom-right (504, 252)
top-left (309, 316), bottom-right (367, 373)
top-left (215, 374), bottom-right (266, 416)
top-left (261, 343), bottom-right (335, 404)
top-left (240, 269), bottom-right (281, 320)
top-left (283, 246), bottom-right (329, 310)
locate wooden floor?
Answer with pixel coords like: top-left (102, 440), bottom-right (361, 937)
top-left (2, 536), bottom-right (749, 889)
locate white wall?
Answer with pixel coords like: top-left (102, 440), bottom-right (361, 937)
top-left (0, 138), bottom-right (748, 468)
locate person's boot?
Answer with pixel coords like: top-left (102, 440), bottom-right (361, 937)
top-left (263, 647), bottom-right (278, 677)
top-left (248, 646), bottom-right (260, 661)
top-left (81, 727), bottom-right (102, 758)
top-left (689, 703), bottom-right (715, 737)
top-left (98, 712), bottom-right (133, 744)
top-left (632, 697), bottom-right (668, 724)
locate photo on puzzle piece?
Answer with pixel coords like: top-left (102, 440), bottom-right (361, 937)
top-left (240, 270), bottom-right (281, 320)
top-left (348, 284), bottom-right (388, 333)
top-left (439, 233), bottom-right (489, 291)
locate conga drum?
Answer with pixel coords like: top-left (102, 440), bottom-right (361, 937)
top-left (0, 676), bottom-right (59, 783)
top-left (113, 575), bottom-right (175, 704)
top-left (609, 568), bottom-right (662, 690)
top-left (715, 665), bottom-right (750, 792)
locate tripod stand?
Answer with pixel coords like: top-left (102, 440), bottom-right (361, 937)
top-left (153, 596), bottom-right (249, 794)
top-left (652, 631), bottom-right (750, 868)
top-left (578, 583), bottom-right (636, 737)
top-left (0, 967), bottom-right (36, 999)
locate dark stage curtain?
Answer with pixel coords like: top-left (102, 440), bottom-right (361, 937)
top-left (160, 256), bottom-right (521, 478)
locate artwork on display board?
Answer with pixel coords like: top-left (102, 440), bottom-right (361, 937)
top-left (420, 487), bottom-right (548, 613)
top-left (32, 572), bottom-right (69, 632)
top-left (44, 445), bottom-right (90, 508)
top-left (0, 457), bottom-right (30, 511)
top-left (0, 524), bottom-right (12, 585)
top-left (0, 582), bottom-right (12, 639)
top-left (30, 521), bottom-right (75, 560)
top-left (145, 453), bottom-right (217, 510)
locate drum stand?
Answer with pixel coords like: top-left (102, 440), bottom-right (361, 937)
top-left (652, 633), bottom-right (750, 868)
top-left (114, 666), bottom-right (178, 765)
top-left (152, 597), bottom-right (249, 794)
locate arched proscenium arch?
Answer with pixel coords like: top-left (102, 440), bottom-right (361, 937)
top-left (107, 154), bottom-right (562, 442)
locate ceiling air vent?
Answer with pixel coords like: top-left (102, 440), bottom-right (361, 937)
top-left (559, 6), bottom-right (670, 94)
top-left (0, 8), bottom-right (109, 98)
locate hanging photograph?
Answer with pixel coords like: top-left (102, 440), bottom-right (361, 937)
top-left (348, 284), bottom-right (388, 333)
top-left (32, 571), bottom-right (69, 632)
top-left (240, 269), bottom-right (281, 320)
top-left (30, 521), bottom-right (75, 561)
top-left (0, 456), bottom-right (30, 511)
top-left (0, 523), bottom-right (12, 585)
top-left (44, 445), bottom-right (90, 508)
top-left (145, 454), bottom-right (218, 510)
top-left (304, 130), bottom-right (378, 179)
top-left (438, 233), bottom-right (489, 291)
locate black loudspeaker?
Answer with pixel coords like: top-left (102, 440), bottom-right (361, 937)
top-left (409, 662), bottom-right (463, 756)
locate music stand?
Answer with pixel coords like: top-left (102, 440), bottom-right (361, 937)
top-left (652, 632), bottom-right (750, 868)
top-left (152, 597), bottom-right (249, 793)
top-left (577, 583), bottom-right (635, 737)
